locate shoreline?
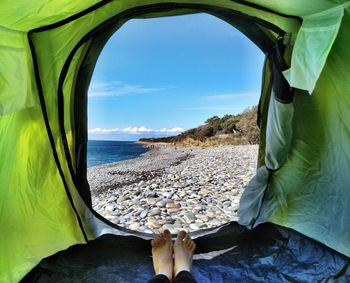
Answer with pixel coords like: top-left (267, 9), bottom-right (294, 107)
top-left (88, 144), bottom-right (258, 234)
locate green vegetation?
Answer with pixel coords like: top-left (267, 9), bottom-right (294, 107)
top-left (139, 106), bottom-right (259, 146)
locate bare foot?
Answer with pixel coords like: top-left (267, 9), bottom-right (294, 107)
top-left (174, 230), bottom-right (196, 277)
top-left (151, 229), bottom-right (173, 281)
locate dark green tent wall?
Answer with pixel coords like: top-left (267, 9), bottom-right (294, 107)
top-left (0, 1), bottom-right (350, 282)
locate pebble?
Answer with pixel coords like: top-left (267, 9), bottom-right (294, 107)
top-left (89, 144), bottom-right (258, 234)
top-left (140, 209), bottom-right (148, 219)
top-left (149, 208), bottom-right (161, 216)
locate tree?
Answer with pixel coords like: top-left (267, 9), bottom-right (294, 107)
top-left (205, 116), bottom-right (220, 125)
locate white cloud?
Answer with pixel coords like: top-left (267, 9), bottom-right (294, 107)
top-left (200, 92), bottom-right (260, 100)
top-left (88, 127), bottom-right (120, 133)
top-left (88, 126), bottom-right (184, 135)
top-left (88, 80), bottom-right (170, 97)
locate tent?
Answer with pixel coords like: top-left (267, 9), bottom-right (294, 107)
top-left (1, 1), bottom-right (350, 282)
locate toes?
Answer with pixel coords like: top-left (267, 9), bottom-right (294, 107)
top-left (185, 240), bottom-right (192, 249)
top-left (176, 230), bottom-right (187, 242)
top-left (163, 229), bottom-right (171, 237)
top-left (153, 234), bottom-right (166, 247)
top-left (189, 241), bottom-right (196, 252)
top-left (183, 236), bottom-right (196, 252)
top-left (163, 230), bottom-right (172, 242)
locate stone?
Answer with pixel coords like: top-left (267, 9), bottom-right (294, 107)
top-left (207, 211), bottom-right (215, 218)
top-left (156, 199), bottom-right (172, 207)
top-left (232, 205), bottom-right (239, 212)
top-left (166, 203), bottom-right (180, 208)
top-left (208, 219), bottom-right (221, 226)
top-left (105, 204), bottom-right (116, 212)
top-left (189, 223), bottom-right (200, 230)
top-left (150, 183), bottom-right (158, 189)
top-left (140, 209), bottom-right (148, 219)
top-left (166, 203), bottom-right (181, 213)
top-left (146, 197), bottom-right (158, 205)
top-left (163, 192), bottom-right (173, 199)
top-left (184, 212), bottom-right (196, 223)
top-left (117, 195), bottom-right (128, 204)
top-left (109, 217), bottom-right (119, 224)
top-left (147, 217), bottom-right (162, 229)
top-left (129, 222), bottom-right (140, 230)
top-left (149, 208), bottom-right (161, 216)
top-left (108, 196), bottom-right (117, 202)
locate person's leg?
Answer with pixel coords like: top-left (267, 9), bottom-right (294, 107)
top-left (173, 231), bottom-right (197, 283)
top-left (148, 230), bottom-right (173, 283)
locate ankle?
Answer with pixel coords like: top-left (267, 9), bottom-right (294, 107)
top-left (157, 270), bottom-right (172, 281)
top-left (175, 263), bottom-right (191, 275)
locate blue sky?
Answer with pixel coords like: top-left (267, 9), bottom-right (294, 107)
top-left (88, 13), bottom-right (264, 141)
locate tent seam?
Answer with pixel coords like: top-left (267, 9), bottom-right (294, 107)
top-left (27, 32), bottom-right (89, 243)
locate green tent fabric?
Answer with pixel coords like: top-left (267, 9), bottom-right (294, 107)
top-left (1, 1), bottom-right (350, 282)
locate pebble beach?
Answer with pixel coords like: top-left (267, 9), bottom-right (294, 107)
top-left (88, 144), bottom-right (258, 234)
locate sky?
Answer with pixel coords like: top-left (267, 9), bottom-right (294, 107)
top-left (88, 13), bottom-right (264, 141)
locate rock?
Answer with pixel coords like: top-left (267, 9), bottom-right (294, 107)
top-left (138, 180), bottom-right (146, 187)
top-left (140, 209), bottom-right (148, 218)
top-left (189, 223), bottom-right (200, 230)
top-left (149, 208), bottom-right (161, 216)
top-left (197, 214), bottom-right (209, 222)
top-left (166, 203), bottom-right (181, 209)
top-left (117, 195), bottom-right (128, 204)
top-left (156, 199), bottom-right (172, 207)
top-left (184, 212), bottom-right (196, 223)
top-left (147, 217), bottom-right (162, 229)
top-left (163, 192), bottom-right (173, 199)
top-left (232, 205), bottom-right (239, 212)
top-left (208, 219), bottom-right (221, 226)
top-left (150, 183), bottom-right (158, 189)
top-left (146, 192), bottom-right (158, 198)
top-left (105, 204), bottom-right (116, 212)
top-left (173, 221), bottom-right (183, 228)
top-left (109, 217), bottom-right (119, 223)
top-left (166, 203), bottom-right (181, 213)
top-left (146, 197), bottom-right (158, 205)
top-left (108, 196), bottom-right (117, 202)
top-left (207, 211), bottom-right (216, 218)
top-left (133, 209), bottom-right (142, 216)
top-left (129, 222), bottom-right (140, 230)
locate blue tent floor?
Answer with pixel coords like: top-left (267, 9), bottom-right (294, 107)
top-left (22, 223), bottom-right (350, 282)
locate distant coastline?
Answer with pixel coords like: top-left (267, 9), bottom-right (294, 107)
top-left (138, 106), bottom-right (259, 147)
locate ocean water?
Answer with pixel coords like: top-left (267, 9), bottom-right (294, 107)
top-left (87, 140), bottom-right (148, 167)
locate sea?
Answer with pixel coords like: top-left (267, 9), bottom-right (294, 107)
top-left (87, 140), bottom-right (149, 167)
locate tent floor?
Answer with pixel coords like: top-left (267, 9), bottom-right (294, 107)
top-left (22, 223), bottom-right (350, 282)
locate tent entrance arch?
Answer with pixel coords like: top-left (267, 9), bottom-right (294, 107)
top-left (28, 2), bottom-right (292, 237)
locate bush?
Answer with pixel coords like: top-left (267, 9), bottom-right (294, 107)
top-left (205, 116), bottom-right (220, 125)
top-left (195, 126), bottom-right (214, 141)
top-left (213, 124), bottom-right (223, 132)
